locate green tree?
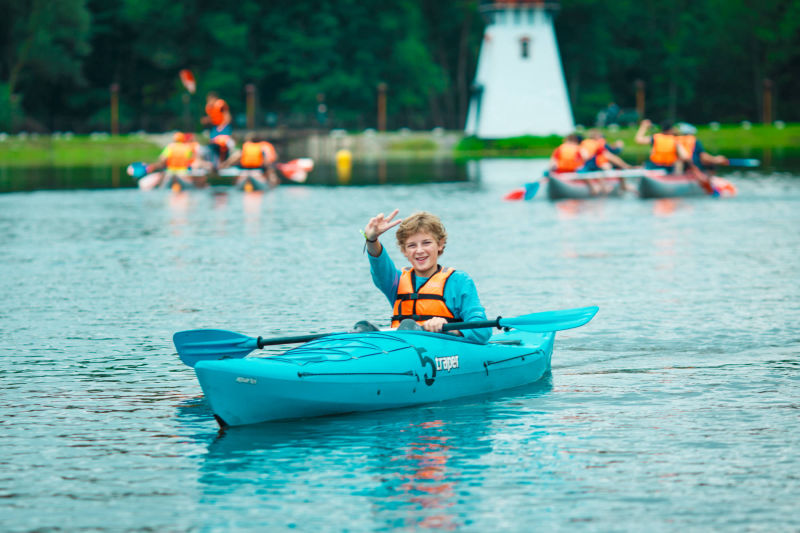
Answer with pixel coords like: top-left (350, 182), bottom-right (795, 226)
top-left (0, 0), bottom-right (91, 129)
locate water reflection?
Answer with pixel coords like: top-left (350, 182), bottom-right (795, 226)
top-left (173, 378), bottom-right (554, 529)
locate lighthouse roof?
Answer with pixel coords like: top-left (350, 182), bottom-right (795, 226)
top-left (480, 0), bottom-right (560, 11)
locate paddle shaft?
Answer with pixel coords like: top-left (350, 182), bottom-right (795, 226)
top-left (254, 319), bottom-right (501, 348)
top-left (728, 158), bottom-right (760, 167)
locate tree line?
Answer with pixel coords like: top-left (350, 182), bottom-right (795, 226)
top-left (2, 0), bottom-right (798, 134)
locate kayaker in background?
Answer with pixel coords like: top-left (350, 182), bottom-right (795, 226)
top-left (184, 133), bottom-right (211, 173)
top-left (145, 132), bottom-right (201, 185)
top-left (579, 129), bottom-right (635, 193)
top-left (677, 123), bottom-right (730, 171)
top-left (201, 92), bottom-right (232, 139)
top-left (208, 134), bottom-right (236, 171)
top-left (549, 134), bottom-right (585, 174)
top-left (635, 119), bottom-right (690, 174)
top-left (580, 129), bottom-right (630, 172)
top-left (362, 210), bottom-right (491, 344)
top-left (222, 133), bottom-right (280, 186)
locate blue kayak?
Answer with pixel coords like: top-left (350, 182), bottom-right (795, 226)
top-left (194, 328), bottom-right (555, 427)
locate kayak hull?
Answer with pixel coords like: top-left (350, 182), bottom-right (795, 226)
top-left (163, 172), bottom-right (206, 192)
top-left (547, 175), bottom-right (622, 200)
top-left (638, 174), bottom-right (706, 198)
top-left (234, 170), bottom-right (270, 191)
top-left (194, 329), bottom-right (554, 426)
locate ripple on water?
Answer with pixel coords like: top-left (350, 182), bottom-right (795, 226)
top-left (1, 176), bottom-right (799, 531)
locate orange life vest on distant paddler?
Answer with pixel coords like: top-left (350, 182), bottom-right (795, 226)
top-left (205, 99), bottom-right (228, 126)
top-left (260, 141), bottom-right (277, 164)
top-left (580, 138), bottom-right (609, 167)
top-left (391, 267), bottom-right (458, 328)
top-left (677, 135), bottom-right (697, 157)
top-left (553, 143), bottom-right (583, 172)
top-left (650, 133), bottom-right (679, 166)
top-left (240, 141), bottom-right (265, 169)
top-left (165, 142), bottom-right (194, 171)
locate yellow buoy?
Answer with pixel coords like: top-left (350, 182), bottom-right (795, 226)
top-left (335, 149), bottom-right (352, 184)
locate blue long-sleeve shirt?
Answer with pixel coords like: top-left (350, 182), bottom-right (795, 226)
top-left (368, 245), bottom-right (491, 344)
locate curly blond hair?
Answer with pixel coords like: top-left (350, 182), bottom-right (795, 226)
top-left (395, 211), bottom-right (447, 254)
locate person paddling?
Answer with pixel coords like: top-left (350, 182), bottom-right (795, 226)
top-left (549, 134), bottom-right (585, 174)
top-left (363, 210), bottom-right (491, 343)
top-left (144, 132), bottom-right (202, 187)
top-left (635, 119), bottom-right (691, 174)
top-left (222, 133), bottom-right (280, 187)
top-left (636, 119), bottom-right (718, 192)
top-left (202, 92), bottom-right (232, 139)
top-left (676, 123), bottom-right (730, 171)
top-left (579, 129), bottom-right (635, 193)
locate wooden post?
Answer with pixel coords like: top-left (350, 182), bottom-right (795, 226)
top-left (762, 78), bottom-right (773, 124)
top-left (182, 93), bottom-right (191, 132)
top-left (110, 83), bottom-right (120, 135)
top-left (246, 84), bottom-right (256, 130)
top-left (377, 82), bottom-right (387, 132)
top-left (635, 79), bottom-right (645, 122)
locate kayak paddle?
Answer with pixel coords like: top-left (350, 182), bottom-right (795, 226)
top-left (727, 158), bottom-right (760, 168)
top-left (173, 305), bottom-right (598, 368)
top-left (503, 181), bottom-right (541, 201)
top-left (127, 161), bottom-right (150, 179)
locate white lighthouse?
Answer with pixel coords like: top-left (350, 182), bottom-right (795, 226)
top-left (465, 0), bottom-right (574, 138)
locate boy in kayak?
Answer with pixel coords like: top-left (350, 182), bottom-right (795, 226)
top-left (363, 210), bottom-right (491, 343)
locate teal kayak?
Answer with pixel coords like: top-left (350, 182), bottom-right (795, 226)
top-left (194, 328), bottom-right (557, 427)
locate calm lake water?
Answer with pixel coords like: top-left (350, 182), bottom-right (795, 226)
top-left (1, 159), bottom-right (799, 531)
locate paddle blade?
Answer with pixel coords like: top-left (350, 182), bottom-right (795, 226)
top-left (499, 305), bottom-right (599, 332)
top-left (173, 329), bottom-right (259, 367)
top-left (127, 162), bottom-right (148, 179)
top-left (523, 182), bottom-right (540, 200)
top-left (710, 177), bottom-right (737, 198)
top-left (179, 69), bottom-right (196, 94)
top-left (727, 158), bottom-right (760, 168)
top-left (503, 188), bottom-right (525, 201)
top-left (276, 158), bottom-right (313, 183)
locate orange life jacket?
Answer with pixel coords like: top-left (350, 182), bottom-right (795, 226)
top-left (553, 143), bottom-right (583, 172)
top-left (650, 133), bottom-right (678, 166)
top-left (240, 141), bottom-right (265, 168)
top-left (677, 135), bottom-right (697, 157)
top-left (165, 142), bottom-right (194, 171)
top-left (260, 141), bottom-right (277, 164)
top-left (580, 138), bottom-right (609, 167)
top-left (391, 267), bottom-right (458, 328)
top-left (205, 99), bottom-right (228, 126)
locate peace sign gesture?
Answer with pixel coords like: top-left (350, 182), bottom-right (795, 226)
top-left (364, 209), bottom-right (402, 242)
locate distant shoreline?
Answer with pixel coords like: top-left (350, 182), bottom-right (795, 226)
top-left (0, 123), bottom-right (796, 167)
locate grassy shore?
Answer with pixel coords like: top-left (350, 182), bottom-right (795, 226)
top-left (0, 123), bottom-right (797, 167)
top-left (0, 134), bottom-right (162, 167)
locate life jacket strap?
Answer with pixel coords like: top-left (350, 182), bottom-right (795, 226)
top-left (391, 314), bottom-right (460, 323)
top-left (395, 293), bottom-right (446, 302)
